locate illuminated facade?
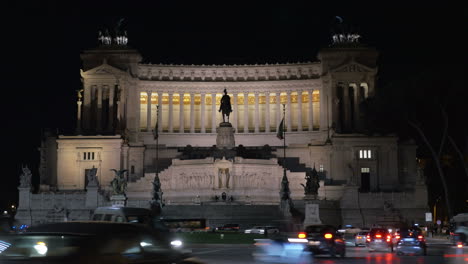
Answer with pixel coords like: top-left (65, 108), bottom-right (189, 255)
top-left (16, 33), bottom-right (429, 228)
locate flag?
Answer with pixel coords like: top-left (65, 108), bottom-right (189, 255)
top-left (277, 118), bottom-right (284, 140)
top-left (153, 122), bottom-right (158, 140)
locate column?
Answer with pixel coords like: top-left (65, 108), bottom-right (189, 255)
top-left (179, 93), bottom-right (184, 133)
top-left (243, 93), bottom-right (249, 133)
top-left (76, 101), bottom-right (82, 134)
top-left (190, 93), bottom-right (195, 133)
top-left (308, 90), bottom-right (314, 131)
top-left (254, 92), bottom-right (259, 133)
top-left (343, 83), bottom-right (350, 131)
top-left (107, 85), bottom-right (114, 130)
top-left (146, 91), bottom-right (152, 132)
top-left (168, 93), bottom-right (173, 132)
top-left (96, 86), bottom-right (103, 131)
top-left (211, 93), bottom-right (216, 132)
top-left (276, 93), bottom-right (281, 129)
top-left (297, 91), bottom-right (302, 131)
top-left (265, 92), bottom-right (270, 133)
top-left (286, 91), bottom-right (292, 132)
top-left (232, 93), bottom-right (238, 131)
top-left (157, 92), bottom-right (163, 132)
top-left (353, 85), bottom-right (360, 131)
top-left (83, 83), bottom-right (91, 130)
top-left (201, 93), bottom-right (206, 133)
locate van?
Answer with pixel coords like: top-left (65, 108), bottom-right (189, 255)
top-left (91, 206), bottom-right (169, 232)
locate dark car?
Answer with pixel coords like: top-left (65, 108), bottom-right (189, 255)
top-left (215, 223), bottom-right (240, 232)
top-left (0, 221), bottom-right (202, 264)
top-left (395, 236), bottom-right (427, 256)
top-left (367, 228), bottom-right (393, 252)
top-left (302, 225), bottom-right (346, 257)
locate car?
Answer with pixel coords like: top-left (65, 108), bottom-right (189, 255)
top-left (215, 223), bottom-right (240, 232)
top-left (366, 228), bottom-right (393, 252)
top-left (354, 231), bottom-right (369, 246)
top-left (244, 226), bottom-right (279, 235)
top-left (253, 238), bottom-right (312, 263)
top-left (0, 221), bottom-right (202, 264)
top-left (301, 225), bottom-right (346, 257)
top-left (91, 206), bottom-right (170, 233)
top-left (395, 236), bottom-right (427, 256)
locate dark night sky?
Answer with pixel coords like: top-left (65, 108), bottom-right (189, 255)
top-left (2, 2), bottom-right (467, 211)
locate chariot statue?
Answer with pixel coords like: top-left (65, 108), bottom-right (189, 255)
top-left (110, 169), bottom-right (128, 195)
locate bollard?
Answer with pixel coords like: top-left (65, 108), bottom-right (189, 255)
top-left (220, 234), bottom-right (224, 239)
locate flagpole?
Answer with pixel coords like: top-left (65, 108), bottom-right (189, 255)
top-left (282, 104), bottom-right (286, 168)
top-left (155, 105), bottom-right (159, 180)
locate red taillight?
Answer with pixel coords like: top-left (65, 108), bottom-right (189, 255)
top-left (386, 235), bottom-right (391, 242)
top-left (324, 233), bottom-right (333, 239)
top-left (375, 234), bottom-right (382, 238)
top-left (457, 242), bottom-right (463, 248)
top-left (298, 232), bottom-right (307, 239)
top-left (396, 235), bottom-right (400, 239)
top-left (418, 235), bottom-right (424, 241)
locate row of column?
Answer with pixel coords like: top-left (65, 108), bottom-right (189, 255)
top-left (143, 91), bottom-right (318, 133)
top-left (82, 84), bottom-right (116, 132)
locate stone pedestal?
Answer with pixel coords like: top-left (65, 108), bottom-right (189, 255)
top-left (303, 203), bottom-right (322, 227)
top-left (110, 194), bottom-right (127, 207)
top-left (85, 186), bottom-right (99, 208)
top-left (216, 122), bottom-right (235, 149)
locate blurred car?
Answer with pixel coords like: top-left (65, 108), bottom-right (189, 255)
top-left (367, 228), bottom-right (393, 252)
top-left (253, 238), bottom-right (312, 264)
top-left (395, 236), bottom-right (427, 256)
top-left (301, 225), bottom-right (346, 257)
top-left (354, 231), bottom-right (369, 246)
top-left (244, 226), bottom-right (279, 235)
top-left (215, 223), bottom-right (240, 232)
top-left (0, 221), bottom-right (201, 264)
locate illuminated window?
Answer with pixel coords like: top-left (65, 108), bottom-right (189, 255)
top-left (361, 167), bottom-right (370, 173)
top-left (359, 150), bottom-right (372, 159)
top-left (319, 164), bottom-right (324, 172)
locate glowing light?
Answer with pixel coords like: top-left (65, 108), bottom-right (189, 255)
top-left (324, 233), bottom-right (333, 239)
top-left (140, 242), bottom-right (152, 247)
top-left (298, 232), bottom-right (307, 239)
top-left (34, 242), bottom-right (48, 255)
top-left (376, 234), bottom-right (382, 238)
top-left (288, 238), bottom-right (308, 243)
top-left (170, 240), bottom-right (182, 247)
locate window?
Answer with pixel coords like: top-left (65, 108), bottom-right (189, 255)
top-left (361, 167), bottom-right (370, 173)
top-left (359, 149), bottom-right (372, 159)
top-left (83, 152), bottom-right (96, 160)
top-left (319, 164), bottom-right (324, 172)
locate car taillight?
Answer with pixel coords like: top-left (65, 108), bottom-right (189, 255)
top-left (375, 234), bottom-right (382, 238)
top-left (417, 235), bottom-right (424, 241)
top-left (324, 233), bottom-right (333, 239)
top-left (386, 235), bottom-right (391, 242)
top-left (396, 235), bottom-right (400, 239)
top-left (357, 236), bottom-right (362, 239)
top-left (366, 235), bottom-right (370, 242)
top-left (298, 232), bottom-right (307, 239)
top-left (457, 242), bottom-right (463, 248)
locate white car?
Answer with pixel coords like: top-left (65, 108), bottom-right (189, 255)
top-left (245, 226), bottom-right (279, 234)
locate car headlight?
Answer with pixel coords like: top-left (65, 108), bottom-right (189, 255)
top-left (34, 242), bottom-right (47, 255)
top-left (170, 240), bottom-right (183, 247)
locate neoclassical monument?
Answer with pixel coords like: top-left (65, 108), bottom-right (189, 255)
top-left (16, 29), bottom-right (428, 228)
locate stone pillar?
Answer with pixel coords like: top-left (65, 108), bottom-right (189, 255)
top-left (110, 194), bottom-right (127, 207)
top-left (343, 83), bottom-right (350, 132)
top-left (168, 93), bottom-right (173, 132)
top-left (83, 83), bottom-right (92, 130)
top-left (244, 93), bottom-right (249, 133)
top-left (179, 93), bottom-right (184, 133)
top-left (211, 93), bottom-right (216, 132)
top-left (157, 92), bottom-right (163, 132)
top-left (276, 93), bottom-right (281, 128)
top-left (265, 92), bottom-right (270, 133)
top-left (297, 91), bottom-right (302, 131)
top-left (190, 93), bottom-right (195, 133)
top-left (85, 186), bottom-right (99, 208)
top-left (232, 93), bottom-right (238, 131)
top-left (16, 187), bottom-right (32, 225)
top-left (107, 85), bottom-right (114, 131)
top-left (286, 91), bottom-right (292, 132)
top-left (308, 90), bottom-right (314, 131)
top-left (146, 91), bottom-right (152, 132)
top-left (97, 86), bottom-right (103, 131)
top-left (76, 101), bottom-right (82, 134)
top-left (303, 202), bottom-right (322, 227)
top-left (353, 85), bottom-right (360, 131)
top-left (201, 93), bottom-right (206, 133)
top-left (254, 92), bottom-right (259, 133)
top-left (216, 123), bottom-right (235, 149)
top-left (122, 144), bottom-right (129, 172)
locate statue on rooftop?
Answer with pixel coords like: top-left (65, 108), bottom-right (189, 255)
top-left (219, 89), bottom-right (232, 123)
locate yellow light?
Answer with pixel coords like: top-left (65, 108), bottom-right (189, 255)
top-left (324, 233), bottom-right (333, 239)
top-left (298, 232), bottom-right (307, 239)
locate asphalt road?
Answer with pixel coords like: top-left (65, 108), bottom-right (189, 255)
top-left (189, 239), bottom-right (466, 264)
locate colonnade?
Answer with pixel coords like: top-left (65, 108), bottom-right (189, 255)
top-left (139, 90), bottom-right (321, 133)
